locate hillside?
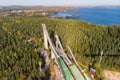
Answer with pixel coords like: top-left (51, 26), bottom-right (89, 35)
top-left (0, 6), bottom-right (75, 17)
top-left (0, 17), bottom-right (120, 79)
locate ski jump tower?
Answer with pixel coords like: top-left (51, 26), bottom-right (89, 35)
top-left (42, 24), bottom-right (59, 61)
top-left (42, 24), bottom-right (71, 64)
top-left (42, 24), bottom-right (74, 80)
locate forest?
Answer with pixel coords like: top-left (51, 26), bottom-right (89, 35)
top-left (0, 17), bottom-right (120, 80)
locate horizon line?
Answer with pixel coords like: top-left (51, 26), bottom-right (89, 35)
top-left (0, 4), bottom-right (120, 7)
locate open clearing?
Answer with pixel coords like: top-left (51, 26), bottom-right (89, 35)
top-left (103, 70), bottom-right (120, 80)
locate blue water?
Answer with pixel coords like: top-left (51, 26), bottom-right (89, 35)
top-left (51, 7), bottom-right (120, 25)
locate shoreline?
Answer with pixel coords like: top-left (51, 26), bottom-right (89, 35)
top-left (0, 6), bottom-right (77, 17)
top-left (50, 7), bottom-right (120, 26)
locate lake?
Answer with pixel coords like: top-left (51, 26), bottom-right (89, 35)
top-left (51, 7), bottom-right (120, 25)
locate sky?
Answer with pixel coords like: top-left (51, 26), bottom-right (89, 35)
top-left (0, 0), bottom-right (120, 6)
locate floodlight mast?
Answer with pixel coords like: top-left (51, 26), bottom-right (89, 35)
top-left (99, 51), bottom-right (103, 67)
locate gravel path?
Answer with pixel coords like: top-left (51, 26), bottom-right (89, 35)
top-left (103, 70), bottom-right (120, 80)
